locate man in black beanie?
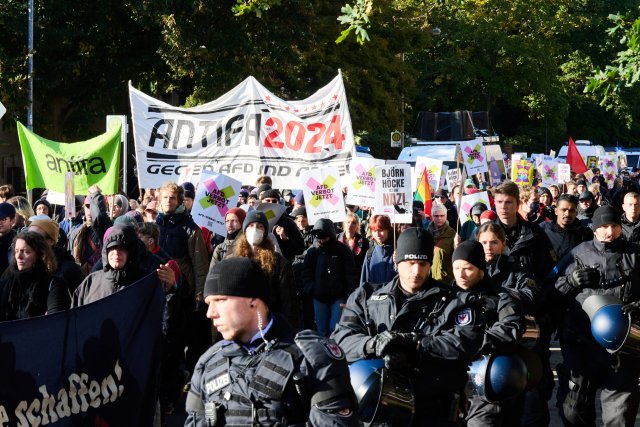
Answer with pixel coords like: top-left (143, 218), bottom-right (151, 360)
top-left (186, 257), bottom-right (358, 427)
top-left (555, 204), bottom-right (640, 425)
top-left (332, 227), bottom-right (485, 426)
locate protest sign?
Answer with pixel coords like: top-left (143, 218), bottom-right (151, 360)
top-left (557, 163), bottom-right (571, 184)
top-left (446, 168), bottom-right (462, 190)
top-left (598, 154), bottom-right (618, 188)
top-left (459, 140), bottom-right (488, 176)
top-left (345, 157), bottom-right (384, 207)
top-left (130, 74), bottom-right (354, 189)
top-left (374, 164), bottom-right (412, 223)
top-left (541, 160), bottom-right (559, 186)
top-left (300, 167), bottom-right (346, 225)
top-left (459, 191), bottom-right (490, 225)
top-left (256, 202), bottom-right (288, 229)
top-left (190, 171), bottom-right (241, 235)
top-left (415, 156), bottom-right (443, 192)
top-left (17, 122), bottom-right (121, 194)
top-left (511, 159), bottom-right (534, 186)
top-left (0, 273), bottom-right (163, 426)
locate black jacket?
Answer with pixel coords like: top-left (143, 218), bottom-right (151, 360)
top-left (274, 215), bottom-right (306, 263)
top-left (555, 237), bottom-right (640, 345)
top-left (332, 277), bottom-right (484, 400)
top-left (499, 217), bottom-right (557, 282)
top-left (0, 265), bottom-right (69, 320)
top-left (186, 316), bottom-right (358, 426)
top-left (539, 219), bottom-right (593, 263)
top-left (621, 213), bottom-right (640, 244)
top-left (302, 237), bottom-right (358, 303)
top-left (459, 276), bottom-right (525, 354)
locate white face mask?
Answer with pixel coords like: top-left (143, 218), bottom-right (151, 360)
top-left (246, 228), bottom-right (264, 246)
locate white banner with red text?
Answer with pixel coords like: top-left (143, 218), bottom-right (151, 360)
top-left (129, 74), bottom-right (354, 189)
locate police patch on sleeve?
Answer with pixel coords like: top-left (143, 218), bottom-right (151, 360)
top-left (323, 341), bottom-right (345, 360)
top-left (455, 308), bottom-right (473, 326)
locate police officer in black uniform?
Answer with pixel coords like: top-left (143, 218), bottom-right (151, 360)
top-left (555, 205), bottom-right (640, 426)
top-left (185, 257), bottom-right (358, 426)
top-left (452, 241), bottom-right (525, 427)
top-left (332, 227), bottom-right (485, 426)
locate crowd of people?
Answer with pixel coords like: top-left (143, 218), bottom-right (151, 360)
top-left (1, 163), bottom-right (640, 426)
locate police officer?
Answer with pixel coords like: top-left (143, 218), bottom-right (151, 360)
top-left (185, 257), bottom-right (358, 426)
top-left (453, 241), bottom-right (525, 426)
top-left (332, 227), bottom-right (485, 426)
top-left (555, 205), bottom-right (640, 426)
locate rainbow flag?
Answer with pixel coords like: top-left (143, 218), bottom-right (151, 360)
top-left (414, 169), bottom-right (432, 218)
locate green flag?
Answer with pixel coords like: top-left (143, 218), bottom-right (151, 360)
top-left (17, 121), bottom-right (121, 194)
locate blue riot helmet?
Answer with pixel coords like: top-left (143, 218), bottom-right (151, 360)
top-left (582, 295), bottom-right (640, 355)
top-left (467, 354), bottom-right (528, 403)
top-left (348, 359), bottom-right (414, 426)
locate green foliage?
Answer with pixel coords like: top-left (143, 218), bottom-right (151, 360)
top-left (336, 0), bottom-right (372, 44)
top-left (586, 9), bottom-right (640, 105)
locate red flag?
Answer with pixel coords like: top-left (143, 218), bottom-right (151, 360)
top-left (566, 137), bottom-right (588, 174)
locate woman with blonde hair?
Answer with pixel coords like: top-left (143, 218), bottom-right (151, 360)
top-left (337, 211), bottom-right (369, 271)
top-left (7, 196), bottom-right (35, 231)
top-left (0, 231), bottom-right (70, 320)
top-left (231, 210), bottom-right (300, 327)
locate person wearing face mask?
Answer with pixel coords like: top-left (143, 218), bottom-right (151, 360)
top-left (230, 210), bottom-right (301, 328)
top-left (301, 218), bottom-right (358, 337)
top-left (209, 208), bottom-right (247, 268)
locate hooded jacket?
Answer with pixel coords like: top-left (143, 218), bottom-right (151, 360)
top-left (73, 225), bottom-right (147, 306)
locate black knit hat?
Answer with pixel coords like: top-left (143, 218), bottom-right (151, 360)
top-left (243, 210), bottom-right (270, 232)
top-left (395, 227), bottom-right (434, 264)
top-left (591, 205), bottom-right (621, 230)
top-left (579, 190), bottom-right (593, 201)
top-left (204, 258), bottom-right (269, 302)
top-left (181, 182), bottom-right (196, 199)
top-left (452, 240), bottom-right (486, 271)
top-left (261, 188), bottom-right (281, 201)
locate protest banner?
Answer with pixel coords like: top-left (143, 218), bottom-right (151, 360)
top-left (459, 140), bottom-right (488, 176)
top-left (17, 122), bottom-right (121, 194)
top-left (300, 167), bottom-right (347, 225)
top-left (586, 156), bottom-right (599, 170)
top-left (459, 191), bottom-right (490, 225)
top-left (374, 164), bottom-right (412, 223)
top-left (512, 159), bottom-right (535, 186)
top-left (541, 160), bottom-right (559, 187)
top-left (130, 74), bottom-right (354, 189)
top-left (345, 157), bottom-right (384, 207)
top-left (415, 156), bottom-right (443, 192)
top-left (190, 171), bottom-right (242, 235)
top-left (558, 163), bottom-right (571, 184)
top-left (0, 273), bottom-right (163, 426)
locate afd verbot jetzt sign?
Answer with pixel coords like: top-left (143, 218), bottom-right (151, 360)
top-left (130, 74), bottom-right (354, 189)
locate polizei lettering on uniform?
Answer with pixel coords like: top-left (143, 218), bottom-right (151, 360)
top-left (0, 360), bottom-right (125, 426)
top-left (45, 154), bottom-right (107, 176)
